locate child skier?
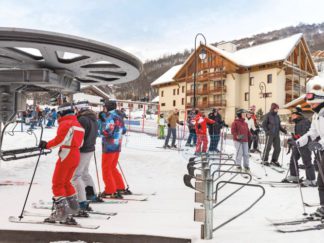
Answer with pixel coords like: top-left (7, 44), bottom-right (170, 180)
top-left (295, 75), bottom-right (324, 217)
top-left (39, 102), bottom-right (85, 224)
top-left (158, 113), bottom-right (166, 139)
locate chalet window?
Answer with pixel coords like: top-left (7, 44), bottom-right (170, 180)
top-left (173, 89), bottom-right (176, 95)
top-left (182, 98), bottom-right (184, 105)
top-left (244, 92), bottom-right (249, 101)
top-left (128, 103), bottom-right (133, 108)
top-left (177, 88), bottom-right (179, 95)
top-left (267, 74), bottom-right (272, 84)
top-left (161, 103), bottom-right (166, 107)
top-left (182, 86), bottom-right (185, 93)
top-left (161, 90), bottom-right (164, 97)
top-left (173, 100), bottom-right (176, 107)
top-left (249, 77), bottom-right (254, 86)
top-left (139, 104), bottom-right (143, 108)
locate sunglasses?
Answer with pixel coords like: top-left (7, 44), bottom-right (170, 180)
top-left (305, 93), bottom-right (324, 101)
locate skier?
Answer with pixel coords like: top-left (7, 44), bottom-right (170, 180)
top-left (158, 113), bottom-right (166, 139)
top-left (245, 111), bottom-right (257, 152)
top-left (261, 103), bottom-right (287, 167)
top-left (208, 108), bottom-right (226, 153)
top-left (294, 75), bottom-right (324, 217)
top-left (163, 109), bottom-right (184, 149)
top-left (100, 100), bottom-right (129, 199)
top-left (72, 100), bottom-right (102, 216)
top-left (193, 111), bottom-right (215, 156)
top-left (231, 109), bottom-right (251, 173)
top-left (38, 102), bottom-right (85, 224)
top-left (248, 105), bottom-right (261, 153)
top-left (185, 108), bottom-right (198, 147)
top-left (286, 107), bottom-right (316, 186)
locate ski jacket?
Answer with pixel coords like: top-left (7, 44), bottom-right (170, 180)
top-left (293, 117), bottom-right (311, 139)
top-left (262, 111), bottom-right (286, 135)
top-left (297, 107), bottom-right (324, 149)
top-left (245, 117), bottom-right (256, 132)
top-left (159, 117), bottom-right (166, 126)
top-left (208, 112), bottom-right (224, 135)
top-left (101, 110), bottom-right (126, 153)
top-left (231, 118), bottom-right (251, 142)
top-left (193, 114), bottom-right (215, 135)
top-left (46, 115), bottom-right (85, 160)
top-left (77, 110), bottom-right (98, 153)
top-left (187, 110), bottom-right (196, 129)
top-left (167, 113), bottom-right (179, 128)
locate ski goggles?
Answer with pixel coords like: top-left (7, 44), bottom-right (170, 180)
top-left (304, 93), bottom-right (324, 101)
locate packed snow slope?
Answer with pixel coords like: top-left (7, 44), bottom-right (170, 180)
top-left (0, 125), bottom-right (322, 242)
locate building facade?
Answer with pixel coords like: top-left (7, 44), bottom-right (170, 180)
top-left (152, 34), bottom-right (317, 124)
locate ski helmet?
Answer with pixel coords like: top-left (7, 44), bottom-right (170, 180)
top-left (305, 75), bottom-right (324, 104)
top-left (104, 99), bottom-right (117, 111)
top-left (74, 100), bottom-right (90, 111)
top-left (236, 109), bottom-right (247, 117)
top-left (57, 102), bottom-right (74, 117)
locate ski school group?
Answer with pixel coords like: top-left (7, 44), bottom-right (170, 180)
top-left (19, 99), bottom-right (133, 226)
top-left (161, 75), bottom-right (324, 221)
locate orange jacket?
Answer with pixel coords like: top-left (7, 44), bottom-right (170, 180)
top-left (193, 114), bottom-right (215, 135)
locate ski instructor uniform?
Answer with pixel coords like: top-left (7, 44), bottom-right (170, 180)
top-left (39, 102), bottom-right (85, 223)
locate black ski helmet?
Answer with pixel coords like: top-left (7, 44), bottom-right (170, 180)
top-left (236, 109), bottom-right (247, 117)
top-left (57, 102), bottom-right (74, 117)
top-left (104, 99), bottom-right (117, 112)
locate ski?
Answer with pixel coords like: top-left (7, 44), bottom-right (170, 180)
top-left (0, 180), bottom-right (37, 186)
top-left (156, 146), bottom-right (185, 151)
top-left (274, 222), bottom-right (324, 233)
top-left (125, 191), bottom-right (156, 196)
top-left (304, 202), bottom-right (320, 207)
top-left (9, 216), bottom-right (100, 229)
top-left (270, 183), bottom-right (298, 188)
top-left (101, 195), bottom-right (148, 202)
top-left (267, 215), bottom-right (322, 226)
top-left (26, 208), bottom-right (117, 217)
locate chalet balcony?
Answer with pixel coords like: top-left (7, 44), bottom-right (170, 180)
top-left (285, 93), bottom-right (300, 104)
top-left (209, 85), bottom-right (226, 93)
top-left (285, 82), bottom-right (306, 95)
top-left (186, 86), bottom-right (226, 96)
top-left (185, 72), bottom-right (227, 83)
top-left (186, 100), bottom-right (226, 109)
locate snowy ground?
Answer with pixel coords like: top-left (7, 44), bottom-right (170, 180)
top-left (0, 124), bottom-right (323, 242)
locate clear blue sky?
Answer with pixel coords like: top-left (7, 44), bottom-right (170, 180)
top-left (0, 0), bottom-right (323, 61)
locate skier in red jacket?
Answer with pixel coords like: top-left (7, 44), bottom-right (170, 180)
top-left (39, 102), bottom-right (85, 224)
top-left (231, 109), bottom-right (252, 173)
top-left (193, 111), bottom-right (215, 155)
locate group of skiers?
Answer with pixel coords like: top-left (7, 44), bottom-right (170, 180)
top-left (37, 99), bottom-right (130, 224)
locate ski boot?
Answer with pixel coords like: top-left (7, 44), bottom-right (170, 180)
top-left (171, 145), bottom-right (177, 149)
top-left (118, 188), bottom-right (132, 195)
top-left (312, 206), bottom-right (324, 218)
top-left (301, 179), bottom-right (317, 187)
top-left (261, 161), bottom-right (270, 166)
top-left (236, 166), bottom-right (242, 172)
top-left (282, 176), bottom-right (299, 183)
top-left (185, 143), bottom-right (191, 147)
top-left (44, 197), bottom-right (70, 223)
top-left (250, 149), bottom-right (255, 153)
top-left (271, 161), bottom-right (281, 167)
top-left (73, 201), bottom-right (90, 217)
top-left (101, 191), bottom-right (123, 199)
top-left (243, 167), bottom-right (251, 174)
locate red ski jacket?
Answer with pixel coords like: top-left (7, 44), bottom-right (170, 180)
top-left (193, 114), bottom-right (215, 135)
top-left (231, 118), bottom-right (251, 142)
top-left (47, 115), bottom-right (85, 151)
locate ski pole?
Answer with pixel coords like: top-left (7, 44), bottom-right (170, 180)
top-left (294, 146), bottom-right (307, 216)
top-left (280, 134), bottom-right (285, 167)
top-left (93, 151), bottom-right (101, 195)
top-left (314, 150), bottom-right (324, 186)
top-left (18, 149), bottom-right (43, 220)
top-left (260, 132), bottom-right (269, 176)
top-left (118, 161), bottom-right (130, 189)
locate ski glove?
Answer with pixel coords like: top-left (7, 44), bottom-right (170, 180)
top-left (38, 140), bottom-right (48, 149)
top-left (167, 123), bottom-right (170, 128)
top-left (308, 141), bottom-right (323, 152)
top-left (287, 138), bottom-right (297, 147)
top-left (178, 121), bottom-right (184, 126)
top-left (237, 134), bottom-right (244, 141)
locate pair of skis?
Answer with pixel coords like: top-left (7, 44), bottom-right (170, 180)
top-left (268, 215), bottom-right (324, 233)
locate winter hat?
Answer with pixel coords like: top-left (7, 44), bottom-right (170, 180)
top-left (104, 99), bottom-right (117, 111)
top-left (57, 102), bottom-right (74, 117)
top-left (270, 103), bottom-right (279, 111)
top-left (236, 109), bottom-right (247, 117)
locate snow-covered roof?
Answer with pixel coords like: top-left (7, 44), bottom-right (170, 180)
top-left (151, 96), bottom-right (159, 102)
top-left (207, 33), bottom-right (303, 67)
top-left (73, 92), bottom-right (102, 104)
top-left (151, 64), bottom-right (183, 87)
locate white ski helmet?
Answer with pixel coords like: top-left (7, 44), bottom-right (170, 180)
top-left (305, 75), bottom-right (324, 104)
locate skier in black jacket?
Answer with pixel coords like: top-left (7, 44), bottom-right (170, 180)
top-left (208, 108), bottom-right (226, 152)
top-left (72, 101), bottom-right (102, 215)
top-left (262, 103), bottom-right (287, 167)
top-left (286, 107), bottom-right (316, 186)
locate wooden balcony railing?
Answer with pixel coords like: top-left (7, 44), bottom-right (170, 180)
top-left (186, 100), bottom-right (227, 109)
top-left (285, 82), bottom-right (306, 94)
top-left (186, 86), bottom-right (226, 96)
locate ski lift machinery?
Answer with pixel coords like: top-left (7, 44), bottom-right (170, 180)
top-left (0, 27), bottom-right (143, 161)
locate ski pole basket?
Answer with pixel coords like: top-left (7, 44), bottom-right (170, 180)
top-left (0, 121), bottom-right (51, 161)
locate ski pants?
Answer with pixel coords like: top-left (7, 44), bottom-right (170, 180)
top-left (249, 130), bottom-right (259, 150)
top-left (164, 127), bottom-right (176, 146)
top-left (52, 148), bottom-right (80, 198)
top-left (72, 152), bottom-right (96, 202)
top-left (158, 125), bottom-right (165, 138)
top-left (186, 128), bottom-right (197, 145)
top-left (315, 151), bottom-right (324, 206)
top-left (209, 134), bottom-right (220, 152)
top-left (234, 141), bottom-right (249, 168)
top-left (102, 152), bottom-right (125, 194)
top-left (263, 134), bottom-right (281, 162)
top-left (290, 146), bottom-right (315, 181)
top-left (195, 134), bottom-right (208, 153)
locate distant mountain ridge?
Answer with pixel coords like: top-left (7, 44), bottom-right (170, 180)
top-left (111, 22), bottom-right (324, 100)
